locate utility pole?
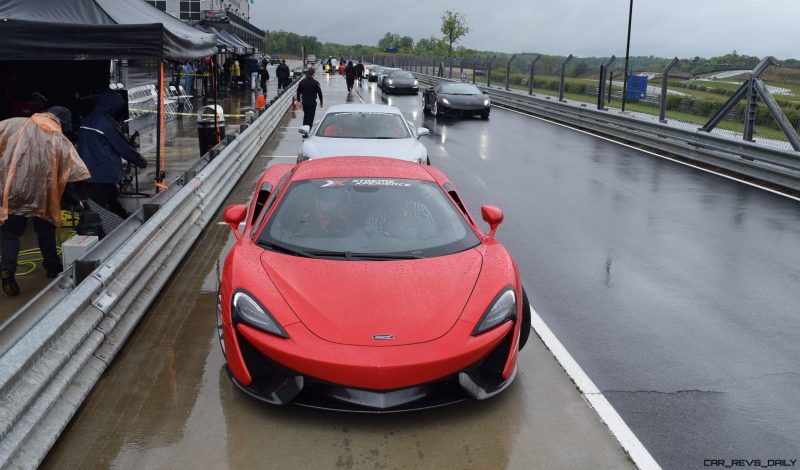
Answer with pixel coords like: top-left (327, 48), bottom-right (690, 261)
top-left (621, 0), bottom-right (634, 112)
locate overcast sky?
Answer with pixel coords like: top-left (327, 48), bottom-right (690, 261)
top-left (250, 0), bottom-right (799, 59)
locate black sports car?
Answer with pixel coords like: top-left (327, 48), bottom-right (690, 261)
top-left (423, 83), bottom-right (491, 119)
top-left (381, 70), bottom-right (419, 94)
top-left (368, 66), bottom-right (387, 82)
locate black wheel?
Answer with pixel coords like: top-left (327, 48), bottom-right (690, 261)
top-left (480, 112), bottom-right (490, 120)
top-left (216, 291), bottom-right (227, 358)
top-left (422, 96), bottom-right (431, 115)
top-left (519, 288), bottom-right (531, 350)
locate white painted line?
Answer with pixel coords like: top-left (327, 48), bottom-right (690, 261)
top-left (493, 104), bottom-right (800, 202)
top-left (530, 305), bottom-right (662, 470)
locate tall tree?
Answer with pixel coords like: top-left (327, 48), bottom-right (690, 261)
top-left (440, 10), bottom-right (469, 57)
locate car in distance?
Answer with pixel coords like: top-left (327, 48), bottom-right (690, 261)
top-left (305, 54), bottom-right (317, 66)
top-left (376, 67), bottom-right (400, 87)
top-left (269, 55), bottom-right (281, 65)
top-left (297, 104), bottom-right (430, 164)
top-left (368, 65), bottom-right (386, 82)
top-left (381, 70), bottom-right (420, 94)
top-left (218, 157), bottom-right (531, 411)
top-left (423, 82), bottom-right (491, 119)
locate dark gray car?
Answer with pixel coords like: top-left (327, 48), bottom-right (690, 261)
top-left (423, 83), bottom-right (491, 119)
top-left (380, 70), bottom-right (418, 94)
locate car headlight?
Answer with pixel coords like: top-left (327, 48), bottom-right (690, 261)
top-left (413, 80), bottom-right (419, 86)
top-left (472, 288), bottom-right (516, 335)
top-left (388, 79), bottom-right (394, 85)
top-left (233, 291), bottom-right (289, 338)
top-left (483, 98), bottom-right (491, 106)
top-left (441, 98), bottom-right (451, 105)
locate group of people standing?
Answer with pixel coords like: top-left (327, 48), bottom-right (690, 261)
top-left (0, 90), bottom-right (147, 297)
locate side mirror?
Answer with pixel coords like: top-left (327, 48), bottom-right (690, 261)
top-left (223, 204), bottom-right (248, 240)
top-left (481, 205), bottom-right (504, 239)
top-left (298, 125), bottom-right (310, 138)
top-left (416, 127), bottom-right (430, 138)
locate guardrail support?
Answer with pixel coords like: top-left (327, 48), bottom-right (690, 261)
top-left (559, 54), bottom-right (573, 102)
top-left (449, 57), bottom-right (454, 79)
top-left (754, 79), bottom-right (800, 150)
top-left (700, 57), bottom-right (773, 137)
top-left (487, 55), bottom-right (496, 87)
top-left (528, 55), bottom-right (541, 95)
top-left (658, 57), bottom-right (679, 122)
top-left (505, 54), bottom-right (517, 91)
top-left (473, 57), bottom-right (477, 84)
top-left (597, 56), bottom-right (616, 111)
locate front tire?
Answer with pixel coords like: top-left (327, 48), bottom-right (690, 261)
top-left (519, 288), bottom-right (531, 350)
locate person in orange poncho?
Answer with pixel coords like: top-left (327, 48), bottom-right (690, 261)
top-left (0, 108), bottom-right (90, 296)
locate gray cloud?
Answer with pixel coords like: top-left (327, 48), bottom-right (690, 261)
top-left (250, 0), bottom-right (800, 59)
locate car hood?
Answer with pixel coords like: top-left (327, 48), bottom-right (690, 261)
top-left (442, 94), bottom-right (487, 106)
top-left (261, 249), bottom-right (483, 346)
top-left (300, 137), bottom-right (426, 162)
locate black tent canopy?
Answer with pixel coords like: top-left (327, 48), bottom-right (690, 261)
top-left (0, 0), bottom-right (217, 60)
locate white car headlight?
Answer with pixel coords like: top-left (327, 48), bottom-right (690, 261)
top-left (413, 80), bottom-right (419, 86)
top-left (233, 291), bottom-right (288, 338)
top-left (472, 289), bottom-right (516, 335)
top-left (388, 79), bottom-right (394, 85)
top-left (484, 98), bottom-right (491, 106)
top-left (441, 98), bottom-right (451, 105)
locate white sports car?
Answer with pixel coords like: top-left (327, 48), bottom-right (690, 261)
top-left (298, 104), bottom-right (430, 164)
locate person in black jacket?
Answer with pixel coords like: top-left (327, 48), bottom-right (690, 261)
top-left (344, 61), bottom-right (356, 93)
top-left (77, 90), bottom-right (147, 219)
top-left (296, 68), bottom-right (323, 127)
top-left (276, 59), bottom-right (291, 92)
top-left (259, 59), bottom-right (270, 94)
top-left (355, 61), bottom-right (365, 87)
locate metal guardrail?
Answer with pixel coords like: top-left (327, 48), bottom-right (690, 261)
top-left (416, 73), bottom-right (800, 193)
top-left (0, 82), bottom-right (298, 469)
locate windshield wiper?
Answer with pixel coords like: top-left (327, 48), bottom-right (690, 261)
top-left (348, 252), bottom-right (422, 260)
top-left (258, 240), bottom-right (322, 258)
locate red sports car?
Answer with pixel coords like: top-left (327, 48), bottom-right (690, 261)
top-left (218, 157), bottom-right (530, 411)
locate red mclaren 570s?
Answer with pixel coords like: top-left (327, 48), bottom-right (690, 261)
top-left (218, 156), bottom-right (530, 412)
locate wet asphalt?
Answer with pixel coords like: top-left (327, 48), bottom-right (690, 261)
top-left (41, 74), bottom-right (633, 470)
top-left (40, 72), bottom-right (800, 470)
top-left (360, 81), bottom-right (800, 468)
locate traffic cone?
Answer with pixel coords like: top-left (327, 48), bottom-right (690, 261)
top-left (256, 94), bottom-right (266, 110)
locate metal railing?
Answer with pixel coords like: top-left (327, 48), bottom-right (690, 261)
top-left (413, 72), bottom-right (800, 192)
top-left (369, 53), bottom-right (800, 153)
top-left (0, 81), bottom-right (299, 470)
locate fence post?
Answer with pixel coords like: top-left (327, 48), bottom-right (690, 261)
top-left (460, 57), bottom-right (465, 81)
top-left (449, 57), bottom-right (454, 79)
top-left (598, 55), bottom-right (616, 110)
top-left (558, 54), bottom-right (573, 102)
top-left (658, 57), bottom-right (679, 122)
top-left (528, 55), bottom-right (541, 95)
top-left (486, 55), bottom-right (497, 87)
top-left (473, 57), bottom-right (477, 84)
top-left (505, 54), bottom-right (517, 91)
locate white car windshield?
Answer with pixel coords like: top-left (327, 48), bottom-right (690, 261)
top-left (315, 112), bottom-right (411, 139)
top-left (258, 178), bottom-right (480, 259)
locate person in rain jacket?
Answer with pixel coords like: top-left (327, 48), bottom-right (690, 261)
top-left (276, 59), bottom-right (291, 92)
top-left (0, 108), bottom-right (90, 296)
top-left (345, 61), bottom-right (356, 93)
top-left (77, 90), bottom-right (147, 219)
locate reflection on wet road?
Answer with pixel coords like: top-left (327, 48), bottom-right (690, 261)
top-left (43, 74), bottom-right (631, 470)
top-left (357, 82), bottom-right (800, 469)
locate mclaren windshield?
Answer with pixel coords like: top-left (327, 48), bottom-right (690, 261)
top-left (315, 112), bottom-right (411, 139)
top-left (257, 178), bottom-right (480, 259)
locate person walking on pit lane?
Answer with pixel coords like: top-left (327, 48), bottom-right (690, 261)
top-left (77, 90), bottom-right (147, 219)
top-left (0, 107), bottom-right (90, 296)
top-left (355, 61), bottom-right (365, 87)
top-left (276, 59), bottom-right (290, 92)
top-left (345, 61), bottom-right (356, 93)
top-left (296, 67), bottom-right (323, 127)
top-left (259, 59), bottom-right (270, 95)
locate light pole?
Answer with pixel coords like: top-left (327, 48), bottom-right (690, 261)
top-left (621, 0), bottom-right (633, 112)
